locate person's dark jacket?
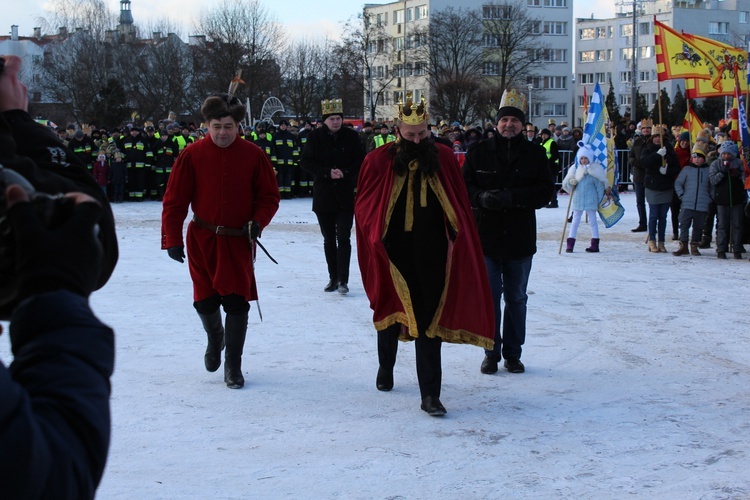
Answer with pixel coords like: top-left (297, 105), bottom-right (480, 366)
top-left (300, 124), bottom-right (365, 213)
top-left (463, 131), bottom-right (554, 259)
top-left (709, 156), bottom-right (747, 206)
top-left (0, 290), bottom-right (114, 499)
top-left (640, 139), bottom-right (680, 192)
top-left (629, 134), bottom-right (649, 183)
top-left (0, 110), bottom-right (118, 291)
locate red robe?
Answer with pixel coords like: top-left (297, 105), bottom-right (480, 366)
top-left (161, 135), bottom-right (280, 302)
top-left (355, 142), bottom-right (495, 349)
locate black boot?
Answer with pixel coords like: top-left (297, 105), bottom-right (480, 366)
top-left (224, 312), bottom-right (248, 389)
top-left (377, 325), bottom-right (400, 391)
top-left (198, 310), bottom-right (224, 372)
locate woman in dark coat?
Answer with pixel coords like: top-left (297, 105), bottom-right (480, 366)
top-left (640, 126), bottom-right (681, 252)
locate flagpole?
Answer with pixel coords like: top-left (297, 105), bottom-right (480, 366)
top-left (558, 185), bottom-right (575, 255)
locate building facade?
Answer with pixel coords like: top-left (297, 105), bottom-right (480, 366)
top-left (363, 0), bottom-right (574, 129)
top-left (576, 0), bottom-right (750, 126)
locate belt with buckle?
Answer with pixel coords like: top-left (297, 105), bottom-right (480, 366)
top-left (192, 214), bottom-right (246, 237)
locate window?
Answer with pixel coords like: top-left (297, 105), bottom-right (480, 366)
top-left (393, 37), bottom-right (404, 50)
top-left (544, 76), bottom-right (567, 89)
top-left (483, 62), bottom-right (501, 75)
top-left (415, 5), bottom-right (427, 20)
top-left (639, 22), bottom-right (650, 35)
top-left (542, 103), bottom-right (566, 116)
top-left (620, 24), bottom-right (633, 37)
top-left (579, 50), bottom-right (595, 62)
top-left (528, 76), bottom-right (541, 89)
top-left (578, 95), bottom-right (589, 107)
top-left (640, 46), bottom-right (652, 58)
top-left (393, 91), bottom-right (403, 103)
top-left (619, 94), bottom-right (631, 106)
top-left (414, 62), bottom-right (425, 75)
top-left (595, 72), bottom-right (607, 83)
top-left (608, 26), bottom-right (613, 38)
top-left (527, 0), bottom-right (541, 5)
top-left (406, 8), bottom-right (412, 22)
top-left (483, 34), bottom-right (499, 47)
top-left (529, 21), bottom-right (542, 34)
top-left (620, 71), bottom-right (632, 83)
top-left (651, 93), bottom-right (658, 105)
top-left (543, 49), bottom-right (567, 62)
top-left (740, 11), bottom-right (749, 24)
top-left (580, 28), bottom-right (595, 40)
top-left (483, 5), bottom-right (512, 19)
top-left (544, 21), bottom-right (567, 35)
top-left (621, 48), bottom-right (633, 60)
top-left (597, 50), bottom-right (606, 61)
top-left (394, 9), bottom-right (404, 24)
top-left (639, 71), bottom-right (650, 82)
top-left (579, 73), bottom-right (594, 84)
top-left (544, 0), bottom-right (567, 6)
top-left (709, 22), bottom-right (729, 34)
top-left (596, 27), bottom-right (608, 38)
top-left (608, 49), bottom-right (613, 60)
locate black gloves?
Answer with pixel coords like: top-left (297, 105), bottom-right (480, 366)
top-left (248, 220), bottom-right (261, 240)
top-left (5, 188), bottom-right (103, 302)
top-left (478, 189), bottom-right (513, 210)
top-left (167, 246), bottom-right (185, 263)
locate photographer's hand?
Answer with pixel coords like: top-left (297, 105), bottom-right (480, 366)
top-left (6, 184), bottom-right (102, 300)
top-left (0, 55), bottom-right (29, 112)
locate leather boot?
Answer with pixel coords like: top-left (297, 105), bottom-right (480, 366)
top-left (672, 241), bottom-right (689, 256)
top-left (585, 238), bottom-right (600, 253)
top-left (565, 237), bottom-right (575, 253)
top-left (657, 241), bottom-right (667, 253)
top-left (198, 310), bottom-right (224, 372)
top-left (689, 243), bottom-right (701, 256)
top-left (698, 234), bottom-right (711, 249)
top-left (224, 312), bottom-right (248, 389)
top-left (648, 240), bottom-right (658, 253)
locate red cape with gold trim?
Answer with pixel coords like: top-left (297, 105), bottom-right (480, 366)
top-left (354, 142), bottom-right (495, 349)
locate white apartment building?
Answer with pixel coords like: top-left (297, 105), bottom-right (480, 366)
top-left (363, 0), bottom-right (574, 128)
top-left (576, 0), bottom-right (750, 126)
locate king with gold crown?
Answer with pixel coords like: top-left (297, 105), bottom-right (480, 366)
top-left (354, 91), bottom-right (495, 417)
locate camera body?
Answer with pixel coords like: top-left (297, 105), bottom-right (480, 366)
top-left (0, 165), bottom-right (74, 318)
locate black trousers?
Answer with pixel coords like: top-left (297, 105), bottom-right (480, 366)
top-left (378, 324), bottom-right (442, 399)
top-left (315, 210), bottom-right (353, 284)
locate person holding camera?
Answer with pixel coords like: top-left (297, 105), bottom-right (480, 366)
top-left (161, 94), bottom-right (280, 389)
top-left (1, 54), bottom-right (115, 499)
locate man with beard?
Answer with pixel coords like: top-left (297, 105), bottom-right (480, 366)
top-left (355, 94), bottom-right (494, 416)
top-left (463, 89), bottom-right (554, 375)
top-left (300, 99), bottom-right (365, 294)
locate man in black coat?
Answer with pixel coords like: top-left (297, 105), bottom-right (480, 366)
top-left (463, 89), bottom-right (554, 375)
top-left (300, 99), bottom-right (365, 294)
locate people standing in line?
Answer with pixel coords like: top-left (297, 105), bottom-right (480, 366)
top-left (463, 89), bottom-right (554, 375)
top-left (641, 125), bottom-right (681, 253)
top-left (629, 119), bottom-right (653, 232)
top-left (672, 142), bottom-right (711, 256)
top-left (300, 98), bottom-right (365, 294)
top-left (562, 143), bottom-right (610, 253)
top-left (355, 94), bottom-right (494, 416)
top-left (161, 94), bottom-right (280, 389)
top-left (708, 140), bottom-right (747, 259)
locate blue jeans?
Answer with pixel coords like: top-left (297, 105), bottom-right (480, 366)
top-left (648, 202), bottom-right (670, 242)
top-left (484, 255), bottom-right (533, 360)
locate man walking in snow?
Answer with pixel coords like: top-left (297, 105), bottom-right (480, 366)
top-left (161, 93), bottom-right (280, 389)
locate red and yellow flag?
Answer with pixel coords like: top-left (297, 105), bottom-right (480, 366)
top-left (583, 86), bottom-right (588, 117)
top-left (654, 19), bottom-right (717, 82)
top-left (681, 33), bottom-right (748, 96)
top-left (682, 105), bottom-right (704, 145)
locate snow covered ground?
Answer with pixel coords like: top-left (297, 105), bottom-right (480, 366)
top-left (3, 190), bottom-right (749, 498)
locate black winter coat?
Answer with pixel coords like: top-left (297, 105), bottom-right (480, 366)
top-left (641, 140), bottom-right (680, 192)
top-left (463, 132), bottom-right (554, 259)
top-left (300, 125), bottom-right (365, 213)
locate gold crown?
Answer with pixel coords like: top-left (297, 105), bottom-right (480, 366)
top-left (640, 119), bottom-right (653, 128)
top-left (499, 89), bottom-right (526, 114)
top-left (397, 92), bottom-right (429, 126)
top-left (321, 98), bottom-right (343, 116)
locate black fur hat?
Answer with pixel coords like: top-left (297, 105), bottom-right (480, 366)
top-left (201, 93), bottom-right (246, 123)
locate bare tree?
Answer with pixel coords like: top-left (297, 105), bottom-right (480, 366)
top-left (193, 0), bottom-right (285, 116)
top-left (280, 39), bottom-right (337, 120)
top-left (35, 0), bottom-right (117, 41)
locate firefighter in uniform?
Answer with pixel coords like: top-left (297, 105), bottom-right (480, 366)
top-left (274, 119), bottom-right (300, 198)
top-left (121, 127), bottom-right (152, 200)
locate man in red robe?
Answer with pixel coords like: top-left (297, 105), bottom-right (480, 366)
top-left (161, 94), bottom-right (280, 389)
top-left (355, 94), bottom-right (494, 416)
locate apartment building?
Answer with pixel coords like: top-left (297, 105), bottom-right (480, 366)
top-left (576, 0), bottom-right (750, 126)
top-left (363, 0), bottom-right (574, 128)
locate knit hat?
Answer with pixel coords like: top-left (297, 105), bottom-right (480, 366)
top-left (679, 131), bottom-right (690, 142)
top-left (718, 140), bottom-right (738, 158)
top-left (575, 141), bottom-right (595, 164)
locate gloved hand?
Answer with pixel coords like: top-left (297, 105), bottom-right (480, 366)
top-left (569, 178), bottom-right (578, 186)
top-left (248, 220), bottom-right (261, 240)
top-left (6, 185), bottom-right (103, 301)
top-left (478, 189), bottom-right (512, 210)
top-left (659, 164), bottom-right (668, 175)
top-left (657, 147), bottom-right (667, 157)
top-left (167, 246), bottom-right (185, 263)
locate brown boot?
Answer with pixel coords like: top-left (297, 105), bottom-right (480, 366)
top-left (672, 241), bottom-right (689, 256)
top-left (657, 241), bottom-right (667, 253)
top-left (690, 242), bottom-right (701, 256)
top-left (648, 240), bottom-right (658, 253)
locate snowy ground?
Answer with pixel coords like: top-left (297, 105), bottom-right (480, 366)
top-left (3, 190), bottom-right (750, 498)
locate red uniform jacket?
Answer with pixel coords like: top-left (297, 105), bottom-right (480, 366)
top-left (355, 142), bottom-right (495, 349)
top-left (161, 135), bottom-right (280, 301)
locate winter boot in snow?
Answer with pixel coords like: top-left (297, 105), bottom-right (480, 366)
top-left (672, 241), bottom-right (689, 256)
top-left (565, 238), bottom-right (575, 253)
top-left (199, 310), bottom-right (224, 372)
top-left (648, 240), bottom-right (658, 253)
top-left (224, 312), bottom-right (248, 389)
top-left (657, 241), bottom-right (667, 253)
top-left (690, 243), bottom-right (701, 256)
top-left (698, 234), bottom-right (711, 249)
top-left (585, 238), bottom-right (600, 253)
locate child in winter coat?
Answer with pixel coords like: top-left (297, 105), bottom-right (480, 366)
top-left (92, 151), bottom-right (110, 195)
top-left (109, 150), bottom-right (127, 203)
top-left (708, 140), bottom-right (748, 259)
top-left (562, 142), bottom-right (610, 252)
top-left (673, 142), bottom-right (711, 256)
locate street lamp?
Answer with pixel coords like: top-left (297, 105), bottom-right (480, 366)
top-left (527, 83), bottom-right (533, 122)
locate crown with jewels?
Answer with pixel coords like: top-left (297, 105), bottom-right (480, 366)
top-left (397, 92), bottom-right (429, 126)
top-left (321, 98), bottom-right (343, 116)
top-left (498, 89), bottom-right (526, 114)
